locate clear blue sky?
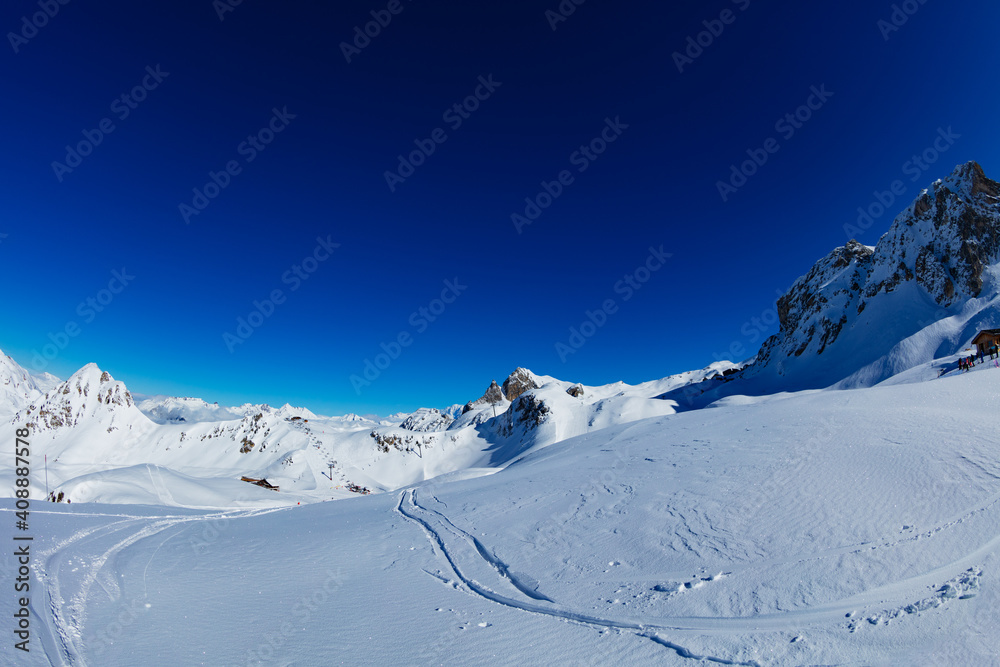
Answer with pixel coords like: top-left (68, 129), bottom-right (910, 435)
top-left (2, 0), bottom-right (999, 415)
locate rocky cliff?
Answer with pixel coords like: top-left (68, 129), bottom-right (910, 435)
top-left (670, 161), bottom-right (1000, 406)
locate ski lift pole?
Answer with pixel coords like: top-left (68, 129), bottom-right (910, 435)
top-left (45, 454), bottom-right (48, 501)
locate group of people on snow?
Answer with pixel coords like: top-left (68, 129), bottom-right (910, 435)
top-left (959, 345), bottom-right (999, 372)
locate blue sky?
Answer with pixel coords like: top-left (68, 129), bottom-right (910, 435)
top-left (2, 0), bottom-right (999, 415)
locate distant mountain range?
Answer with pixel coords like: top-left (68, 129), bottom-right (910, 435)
top-left (4, 161), bottom-right (1000, 506)
top-left (1, 347), bottom-right (730, 506)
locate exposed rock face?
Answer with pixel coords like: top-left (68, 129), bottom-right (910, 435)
top-left (482, 380), bottom-right (504, 404)
top-left (501, 368), bottom-right (538, 402)
top-left (370, 429), bottom-right (433, 454)
top-left (463, 380), bottom-right (505, 415)
top-left (750, 161), bottom-right (1000, 374)
top-left (495, 393), bottom-right (550, 438)
top-left (865, 161), bottom-right (1000, 307)
top-left (567, 384), bottom-right (584, 397)
top-left (461, 369), bottom-right (538, 416)
top-left (764, 240), bottom-right (874, 361)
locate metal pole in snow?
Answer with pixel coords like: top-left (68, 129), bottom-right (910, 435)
top-left (45, 454), bottom-right (48, 501)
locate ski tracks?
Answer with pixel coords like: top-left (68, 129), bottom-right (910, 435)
top-left (396, 485), bottom-right (1000, 663)
top-left (395, 489), bottom-right (763, 666)
top-left (31, 505), bottom-right (287, 666)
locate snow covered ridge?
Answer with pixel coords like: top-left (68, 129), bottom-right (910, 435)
top-left (669, 161), bottom-right (1000, 406)
top-left (133, 395), bottom-right (242, 424)
top-left (0, 354), bottom-right (62, 417)
top-left (0, 351), bottom-right (726, 506)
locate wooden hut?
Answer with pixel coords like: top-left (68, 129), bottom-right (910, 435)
top-left (971, 329), bottom-right (1000, 356)
top-left (240, 476), bottom-right (279, 491)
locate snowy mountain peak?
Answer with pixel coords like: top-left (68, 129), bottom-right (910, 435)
top-left (874, 159), bottom-right (1000, 306)
top-left (670, 161), bottom-right (1000, 406)
top-left (19, 363), bottom-right (143, 432)
top-left (66, 363), bottom-right (129, 400)
top-left (274, 403), bottom-right (320, 420)
top-left (932, 160), bottom-right (999, 203)
top-left (31, 371), bottom-right (63, 394)
top-left (1, 350), bottom-right (41, 413)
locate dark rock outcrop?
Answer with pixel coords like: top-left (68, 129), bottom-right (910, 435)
top-left (501, 368), bottom-right (538, 402)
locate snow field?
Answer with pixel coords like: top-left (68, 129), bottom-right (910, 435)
top-left (4, 364), bottom-right (1000, 664)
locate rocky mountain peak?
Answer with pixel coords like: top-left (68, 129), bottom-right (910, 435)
top-left (501, 367), bottom-right (538, 402)
top-left (742, 161), bottom-right (1000, 390)
top-left (463, 379), bottom-right (505, 414)
top-left (19, 363), bottom-right (140, 431)
top-left (869, 160), bottom-right (1000, 307)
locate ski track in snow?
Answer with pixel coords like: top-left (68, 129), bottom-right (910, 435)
top-left (395, 489), bottom-right (762, 666)
top-left (9, 451), bottom-right (998, 665)
top-left (24, 505), bottom-right (290, 666)
top-left (396, 485), bottom-right (998, 664)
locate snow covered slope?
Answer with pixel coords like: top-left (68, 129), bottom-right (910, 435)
top-left (5, 363), bottom-right (1000, 665)
top-left (0, 350), bottom-right (43, 417)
